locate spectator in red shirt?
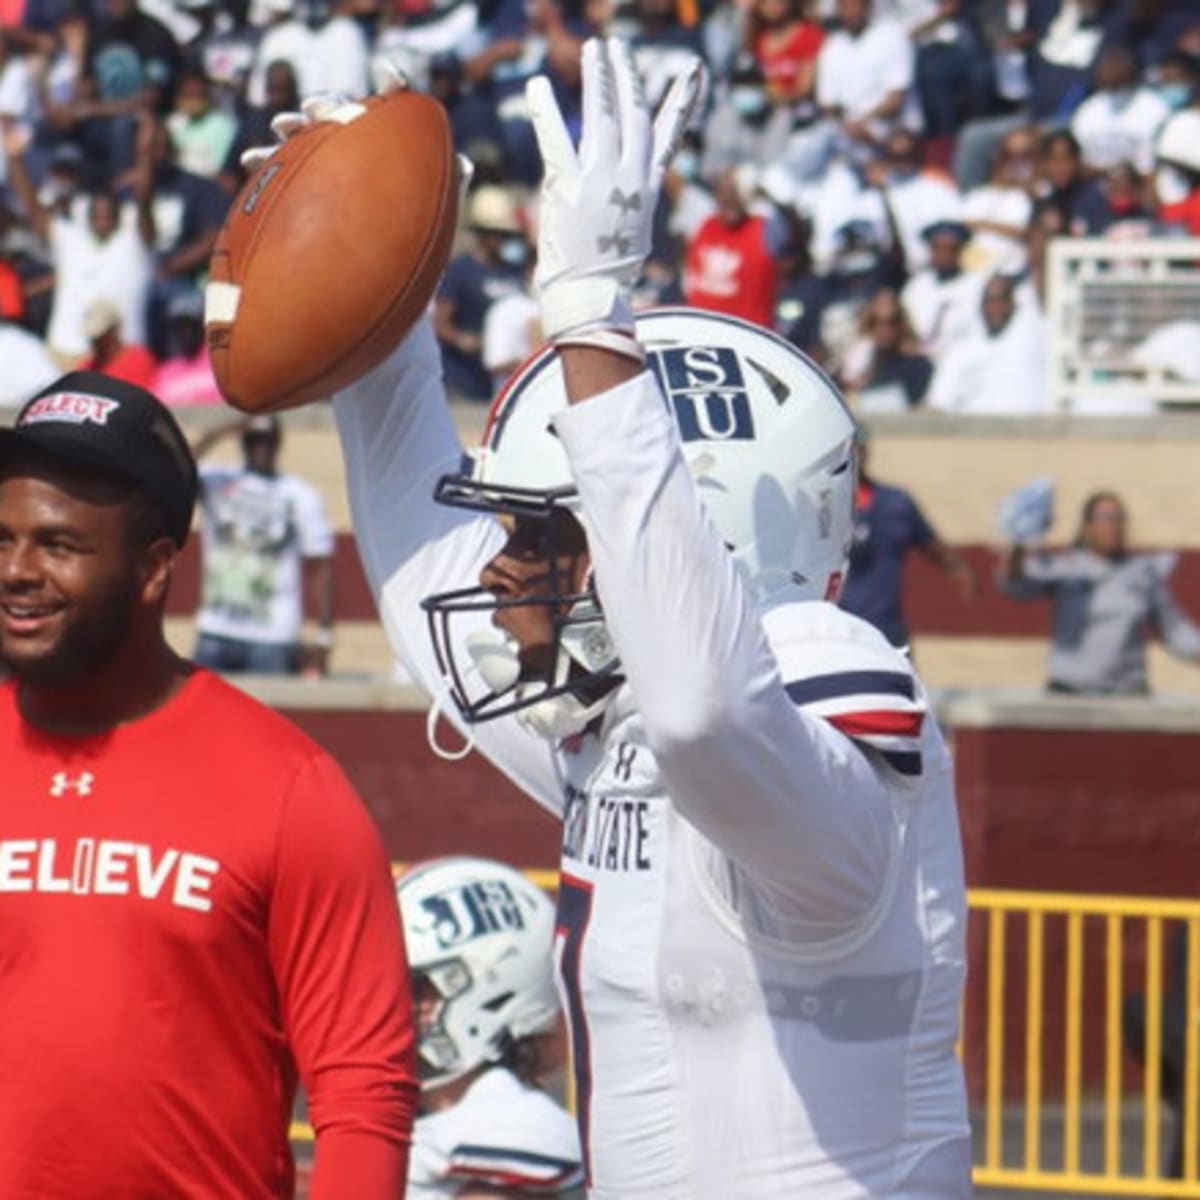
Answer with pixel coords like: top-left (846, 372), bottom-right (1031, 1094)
top-left (745, 0), bottom-right (824, 105)
top-left (0, 201), bottom-right (25, 324)
top-left (78, 296), bottom-right (158, 388)
top-left (0, 371), bottom-right (417, 1198)
top-left (684, 166), bottom-right (780, 330)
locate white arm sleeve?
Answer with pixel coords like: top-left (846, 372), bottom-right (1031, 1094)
top-left (331, 317), bottom-right (564, 815)
top-left (553, 373), bottom-right (897, 924)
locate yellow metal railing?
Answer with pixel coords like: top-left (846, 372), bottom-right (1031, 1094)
top-left (292, 879), bottom-right (1200, 1198)
top-left (969, 888), bottom-right (1200, 1196)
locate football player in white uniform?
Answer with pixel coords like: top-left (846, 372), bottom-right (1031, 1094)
top-left (397, 857), bottom-right (582, 1198)
top-left (256, 36), bottom-right (971, 1199)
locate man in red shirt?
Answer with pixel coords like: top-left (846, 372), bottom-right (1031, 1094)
top-left (683, 166), bottom-right (780, 330)
top-left (0, 372), bottom-right (417, 1199)
top-left (78, 298), bottom-right (159, 388)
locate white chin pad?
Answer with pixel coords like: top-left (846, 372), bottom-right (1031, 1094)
top-left (466, 631), bottom-right (522, 694)
top-left (517, 691), bottom-right (594, 740)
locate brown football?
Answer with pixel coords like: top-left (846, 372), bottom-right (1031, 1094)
top-left (205, 88), bottom-right (458, 413)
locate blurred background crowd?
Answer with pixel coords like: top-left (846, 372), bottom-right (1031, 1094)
top-left (0, 0), bottom-right (1196, 415)
top-left (3, 0), bottom-right (1200, 695)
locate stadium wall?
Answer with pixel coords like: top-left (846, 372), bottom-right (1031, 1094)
top-left (175, 406), bottom-right (1200, 694)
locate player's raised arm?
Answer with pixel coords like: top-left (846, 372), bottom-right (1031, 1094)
top-left (527, 40), bottom-right (898, 922)
top-left (229, 84), bottom-right (565, 811)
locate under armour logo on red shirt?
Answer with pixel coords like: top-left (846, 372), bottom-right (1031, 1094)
top-left (49, 772), bottom-right (94, 798)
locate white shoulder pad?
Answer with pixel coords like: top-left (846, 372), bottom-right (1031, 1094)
top-left (762, 601), bottom-right (926, 778)
top-left (442, 1069), bottom-right (583, 1192)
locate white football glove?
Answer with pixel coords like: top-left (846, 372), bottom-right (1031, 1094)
top-left (526, 38), bottom-right (704, 361)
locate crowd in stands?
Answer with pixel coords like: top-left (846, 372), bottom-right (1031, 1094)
top-left (3, 0), bottom-right (1199, 698)
top-left (0, 0), bottom-right (1196, 412)
top-left (428, 0), bottom-right (1200, 411)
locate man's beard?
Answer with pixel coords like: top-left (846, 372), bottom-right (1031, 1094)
top-left (0, 573), bottom-right (139, 688)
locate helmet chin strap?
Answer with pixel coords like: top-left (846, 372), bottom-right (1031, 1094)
top-left (425, 692), bottom-right (477, 763)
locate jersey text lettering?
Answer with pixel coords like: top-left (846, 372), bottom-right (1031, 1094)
top-left (586, 798), bottom-right (651, 872)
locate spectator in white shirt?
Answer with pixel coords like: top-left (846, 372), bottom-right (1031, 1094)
top-left (0, 38), bottom-right (38, 186)
top-left (2, 122), bottom-right (154, 365)
top-left (482, 236), bottom-right (541, 397)
top-left (1071, 45), bottom-right (1172, 177)
top-left (245, 0), bottom-right (319, 108)
top-left (0, 318), bottom-right (58, 407)
top-left (701, 58), bottom-right (796, 181)
top-left (929, 273), bottom-right (1049, 414)
top-left (960, 124), bottom-right (1037, 276)
top-left (901, 219), bottom-right (983, 360)
top-left (859, 127), bottom-right (961, 271)
top-left (817, 0), bottom-right (917, 158)
top-left (309, 0), bottom-right (371, 99)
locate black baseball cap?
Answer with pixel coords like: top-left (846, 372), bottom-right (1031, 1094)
top-left (921, 219), bottom-right (972, 244)
top-left (0, 371), bottom-right (198, 547)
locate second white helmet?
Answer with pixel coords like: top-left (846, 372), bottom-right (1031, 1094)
top-left (397, 857), bottom-right (559, 1089)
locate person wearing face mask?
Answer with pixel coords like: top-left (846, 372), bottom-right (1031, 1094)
top-left (699, 56), bottom-right (793, 179)
top-left (482, 228), bottom-right (541, 398)
top-left (662, 129), bottom-right (717, 244)
top-left (1152, 49), bottom-right (1198, 115)
top-left (1070, 45), bottom-right (1172, 177)
top-left (434, 185), bottom-right (529, 402)
top-left (1154, 107), bottom-right (1200, 234)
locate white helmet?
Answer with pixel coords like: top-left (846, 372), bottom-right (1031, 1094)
top-left (397, 857), bottom-right (559, 1089)
top-left (422, 307), bottom-right (858, 737)
top-left (1157, 109), bottom-right (1200, 174)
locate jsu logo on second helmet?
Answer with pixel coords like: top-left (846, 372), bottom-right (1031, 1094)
top-left (421, 879), bottom-right (527, 949)
top-left (650, 346), bottom-right (755, 443)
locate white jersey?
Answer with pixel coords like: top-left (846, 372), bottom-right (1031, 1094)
top-left (408, 1068), bottom-right (582, 1198)
top-left (333, 320), bottom-right (971, 1198)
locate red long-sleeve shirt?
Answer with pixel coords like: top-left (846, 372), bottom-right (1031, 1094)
top-left (0, 670), bottom-right (417, 1199)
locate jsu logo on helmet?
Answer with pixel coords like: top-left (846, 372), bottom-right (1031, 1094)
top-left (649, 347), bottom-right (755, 443)
top-left (422, 879), bottom-right (526, 949)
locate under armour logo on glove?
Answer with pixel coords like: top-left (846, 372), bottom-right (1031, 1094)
top-left (49, 771), bottom-right (95, 798)
top-left (597, 232), bottom-right (634, 256)
top-left (608, 188), bottom-right (642, 214)
top-left (525, 38), bottom-right (706, 352)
